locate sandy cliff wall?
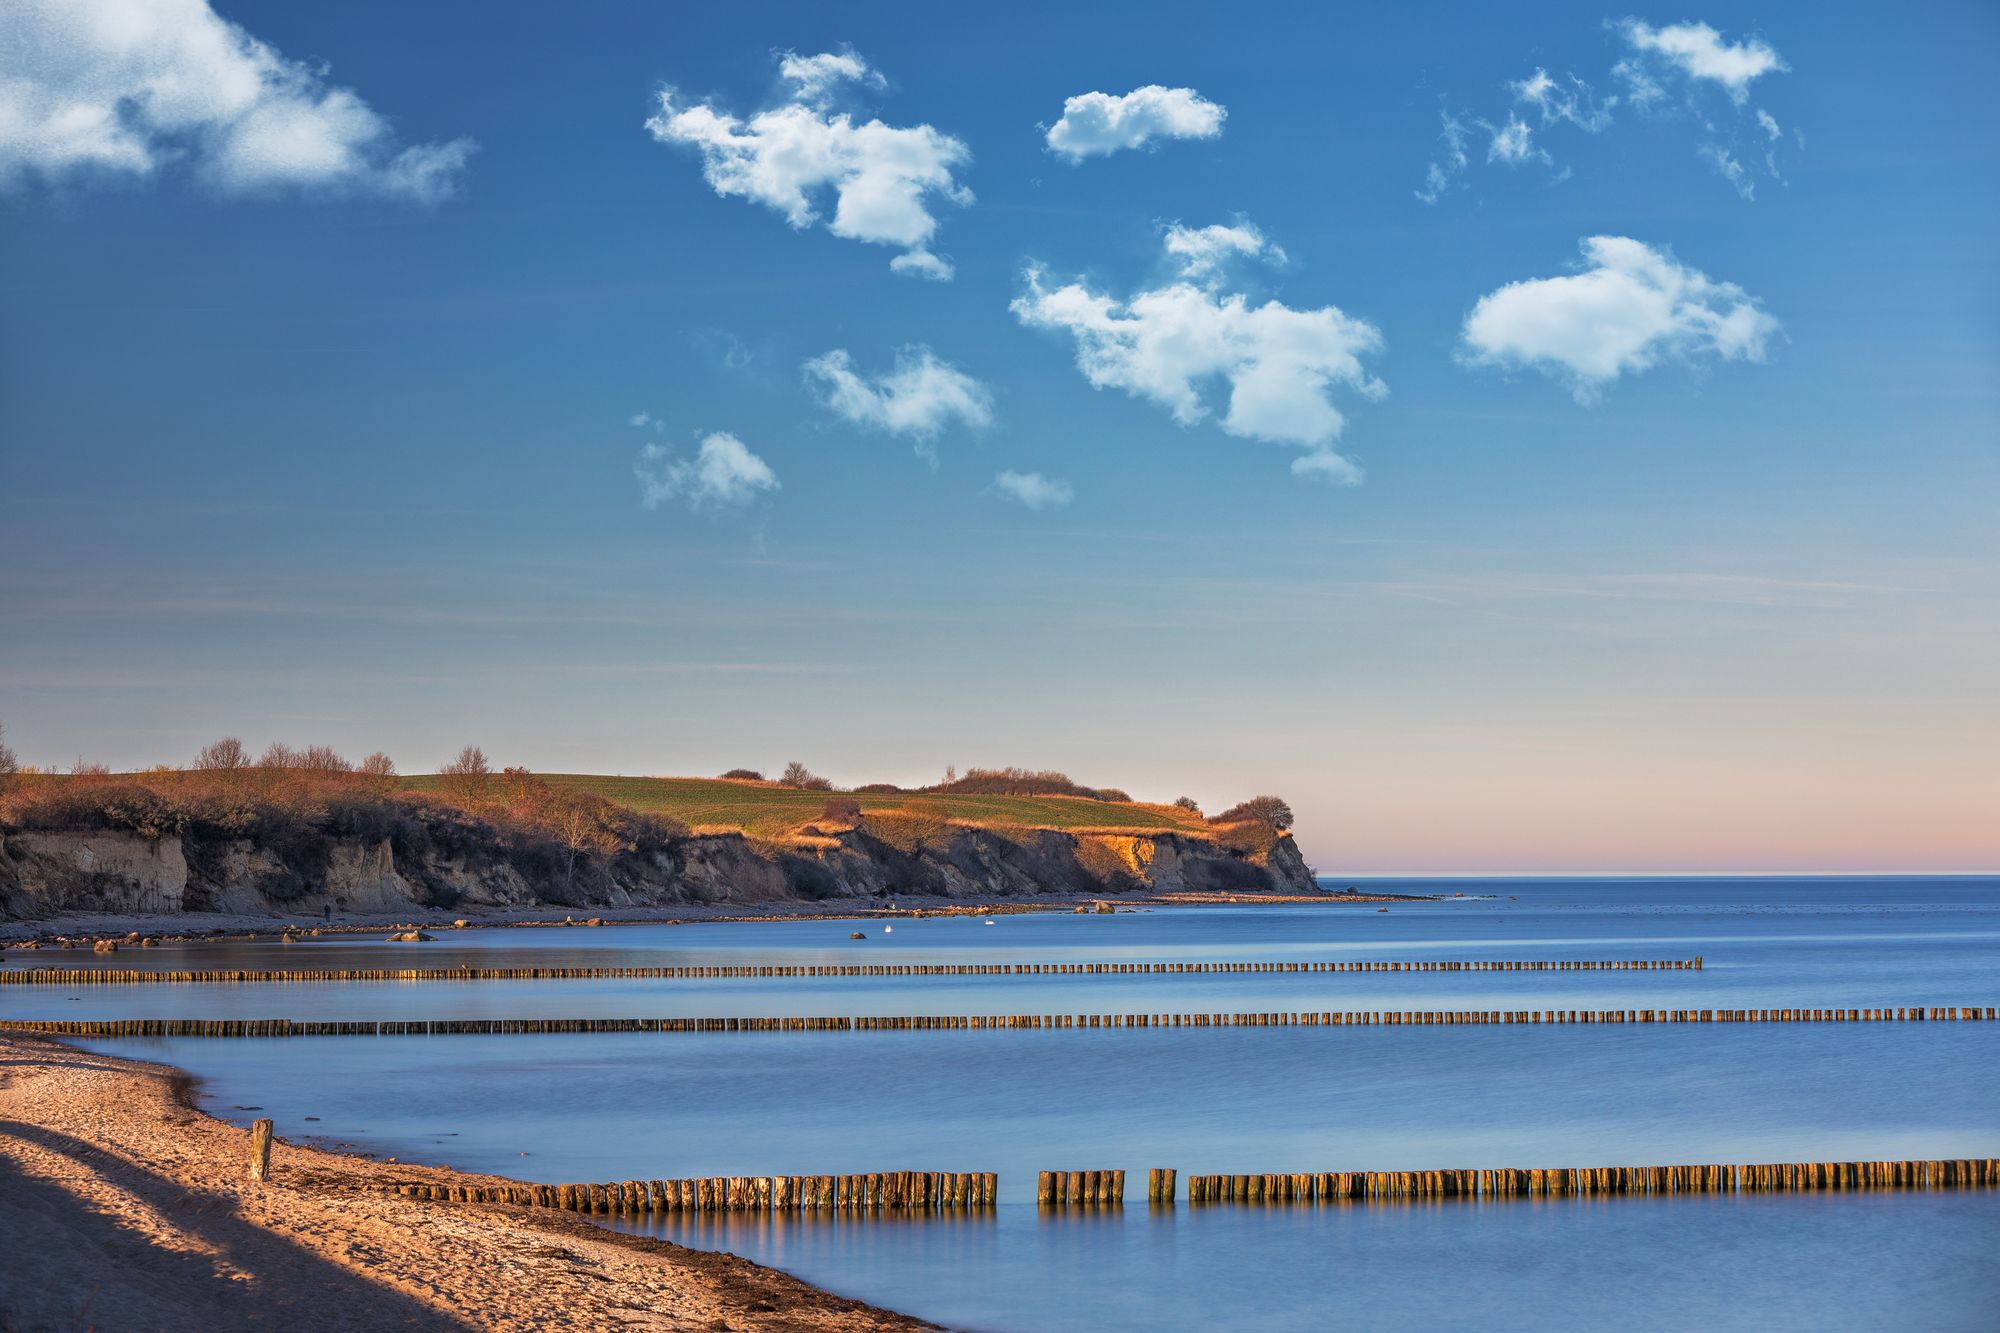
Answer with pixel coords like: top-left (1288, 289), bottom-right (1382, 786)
top-left (0, 822), bottom-right (1313, 922)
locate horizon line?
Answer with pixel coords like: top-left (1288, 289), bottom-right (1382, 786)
top-left (1312, 869), bottom-right (1999, 880)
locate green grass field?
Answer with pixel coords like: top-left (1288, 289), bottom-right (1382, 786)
top-left (406, 773), bottom-right (1216, 841)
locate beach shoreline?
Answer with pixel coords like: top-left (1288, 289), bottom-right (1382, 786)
top-left (0, 1032), bottom-right (934, 1331)
top-left (0, 888), bottom-right (1441, 949)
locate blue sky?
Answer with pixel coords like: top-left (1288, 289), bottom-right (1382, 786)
top-left (3, 1), bottom-right (1996, 871)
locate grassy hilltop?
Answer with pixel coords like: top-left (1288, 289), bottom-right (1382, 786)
top-left (403, 773), bottom-right (1221, 841)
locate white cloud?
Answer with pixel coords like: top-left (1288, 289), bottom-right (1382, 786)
top-left (1416, 110), bottom-right (1470, 204)
top-left (1012, 226), bottom-right (1384, 481)
top-left (1290, 450), bottom-right (1363, 486)
top-left (1459, 235), bottom-right (1780, 401)
top-left (645, 50), bottom-right (971, 279)
top-left (1610, 58), bottom-right (1667, 109)
top-left (0, 0), bottom-right (472, 198)
top-left (1511, 67), bottom-right (1614, 132)
top-left (630, 412), bottom-right (657, 429)
top-left (1615, 20), bottom-right (1788, 103)
top-left (776, 46), bottom-right (884, 106)
top-left (1484, 115), bottom-right (1547, 165)
top-left (888, 248), bottom-right (954, 281)
top-left (1162, 221), bottom-right (1285, 283)
top-left (1699, 143), bottom-right (1754, 199)
top-left (637, 432), bottom-right (779, 510)
top-left (993, 470), bottom-right (1074, 510)
top-left (1432, 26), bottom-right (1790, 203)
top-left (1045, 85), bottom-right (1225, 161)
top-left (803, 346), bottom-right (993, 457)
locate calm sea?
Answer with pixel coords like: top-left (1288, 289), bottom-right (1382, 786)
top-left (32, 876), bottom-right (2000, 1330)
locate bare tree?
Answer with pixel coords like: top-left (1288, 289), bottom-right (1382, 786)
top-left (546, 792), bottom-right (627, 891)
top-left (439, 745), bottom-right (493, 804)
top-left (194, 737), bottom-right (251, 771)
top-left (258, 742), bottom-right (303, 769)
top-left (780, 760), bottom-right (832, 791)
top-left (69, 758), bottom-right (110, 777)
top-left (719, 768), bottom-right (765, 781)
top-left (0, 723), bottom-right (18, 789)
top-left (500, 765), bottom-right (543, 811)
top-left (357, 751), bottom-right (397, 794)
top-left (298, 744), bottom-right (352, 773)
top-left (1173, 796), bottom-right (1202, 815)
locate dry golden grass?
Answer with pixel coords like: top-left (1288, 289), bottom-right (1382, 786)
top-left (425, 774), bottom-right (1219, 841)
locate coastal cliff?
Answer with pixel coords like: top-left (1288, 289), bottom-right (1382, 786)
top-left (0, 823), bottom-right (1314, 922)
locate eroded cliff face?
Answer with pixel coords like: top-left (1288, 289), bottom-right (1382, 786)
top-left (0, 823), bottom-right (1313, 921)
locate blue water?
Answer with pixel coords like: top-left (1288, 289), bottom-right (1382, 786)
top-left (25, 877), bottom-right (1999, 1330)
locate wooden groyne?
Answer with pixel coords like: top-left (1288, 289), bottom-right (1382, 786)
top-left (369, 1158), bottom-right (1998, 1218)
top-left (0, 957), bottom-right (1703, 986)
top-left (7, 1005), bottom-right (1993, 1039)
top-left (1180, 1158), bottom-right (2000, 1203)
top-left (380, 1171), bottom-right (996, 1213)
top-left (1036, 1170), bottom-right (1125, 1206)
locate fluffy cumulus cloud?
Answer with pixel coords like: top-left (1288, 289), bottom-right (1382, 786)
top-left (1458, 235), bottom-right (1780, 401)
top-left (1045, 85), bottom-right (1225, 161)
top-left (636, 431), bottom-right (779, 510)
top-left (1614, 20), bottom-right (1788, 104)
top-left (992, 470), bottom-right (1074, 510)
top-left (0, 0), bottom-right (472, 198)
top-left (645, 48), bottom-right (971, 279)
top-left (803, 346), bottom-right (993, 459)
top-left (1012, 225), bottom-right (1383, 483)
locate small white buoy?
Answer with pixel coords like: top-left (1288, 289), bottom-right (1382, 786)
top-left (984, 919), bottom-right (996, 925)
top-left (883, 924), bottom-right (893, 933)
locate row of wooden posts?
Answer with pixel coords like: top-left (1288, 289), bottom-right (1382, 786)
top-left (1038, 1170), bottom-right (1127, 1205)
top-left (1176, 1159), bottom-right (2000, 1201)
top-left (383, 1171), bottom-right (997, 1212)
top-left (346, 1159), bottom-right (2000, 1213)
top-left (0, 957), bottom-right (1703, 985)
top-left (13, 1005), bottom-right (1995, 1040)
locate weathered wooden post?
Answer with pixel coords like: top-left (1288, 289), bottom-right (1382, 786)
top-left (248, 1118), bottom-right (274, 1182)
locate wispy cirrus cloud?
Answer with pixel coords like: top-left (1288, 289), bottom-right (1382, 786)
top-left (644, 47), bottom-right (971, 279)
top-left (1458, 235), bottom-right (1780, 401)
top-left (1419, 19), bottom-right (1791, 204)
top-left (1044, 85), bottom-right (1226, 161)
top-left (1012, 222), bottom-right (1383, 484)
top-left (1612, 18), bottom-right (1792, 196)
top-left (0, 0), bottom-right (472, 199)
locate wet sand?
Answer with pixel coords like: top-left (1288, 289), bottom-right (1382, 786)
top-left (0, 1034), bottom-right (931, 1331)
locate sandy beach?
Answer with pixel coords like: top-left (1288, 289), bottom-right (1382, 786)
top-left (0, 1034), bottom-right (930, 1332)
